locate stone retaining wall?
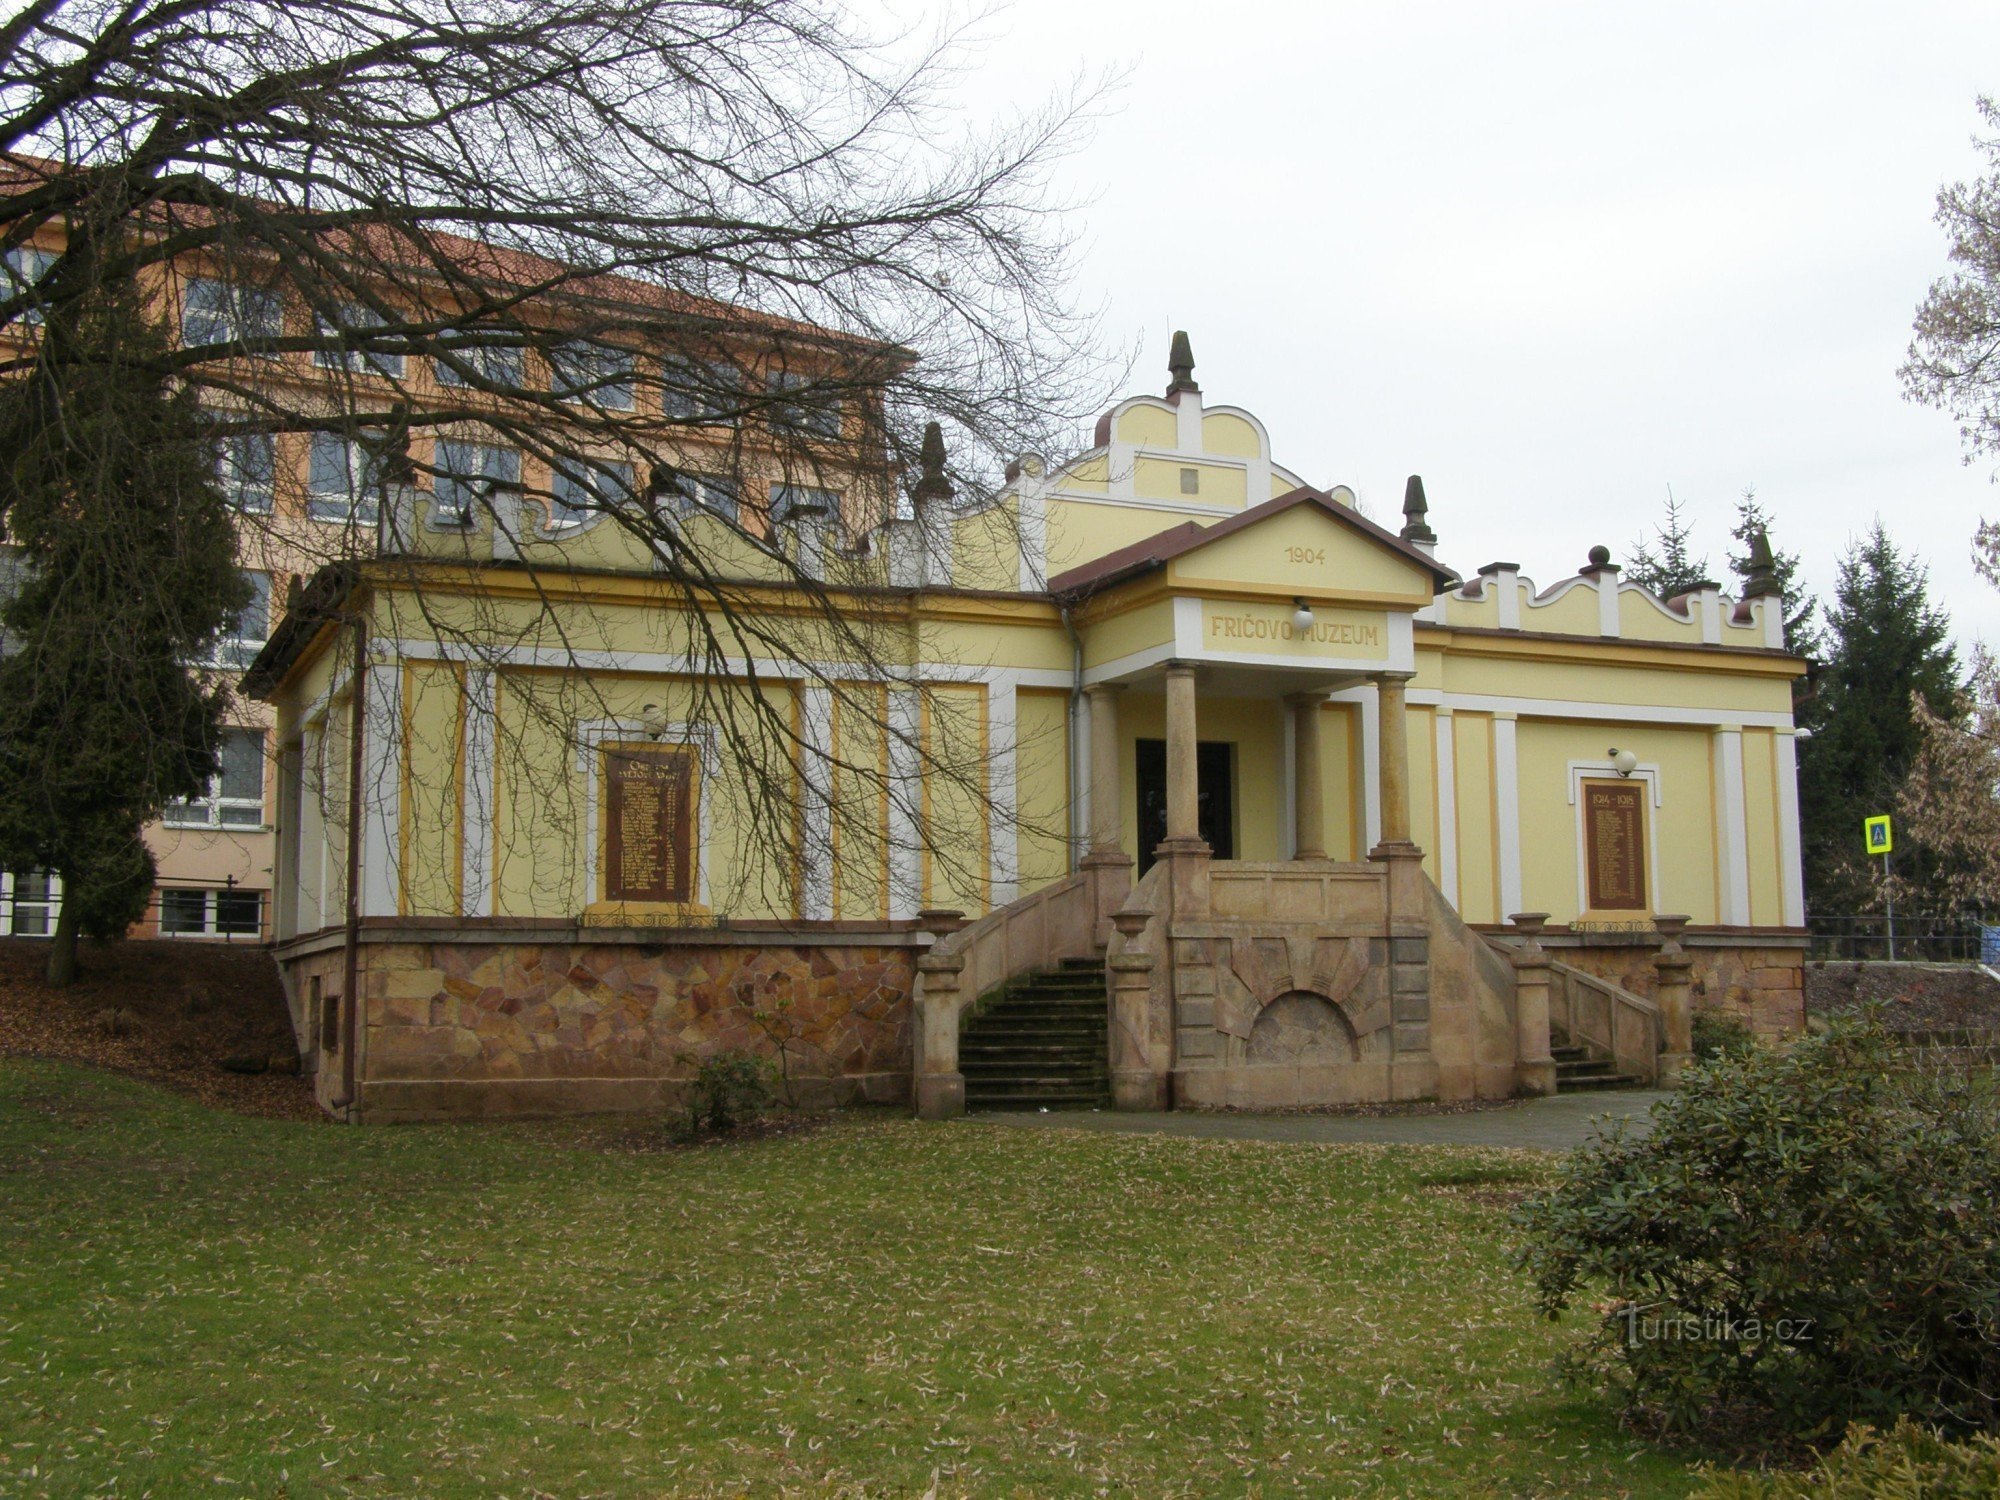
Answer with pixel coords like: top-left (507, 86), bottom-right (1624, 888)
top-left (1531, 936), bottom-right (1805, 1038)
top-left (278, 930), bottom-right (917, 1122)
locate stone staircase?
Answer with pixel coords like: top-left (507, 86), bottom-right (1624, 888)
top-left (1551, 1025), bottom-right (1647, 1093)
top-left (959, 959), bottom-right (1111, 1112)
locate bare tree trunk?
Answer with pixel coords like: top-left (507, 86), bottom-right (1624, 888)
top-left (44, 877), bottom-right (79, 987)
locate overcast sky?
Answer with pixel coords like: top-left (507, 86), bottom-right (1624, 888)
top-left (942, 0), bottom-right (2000, 650)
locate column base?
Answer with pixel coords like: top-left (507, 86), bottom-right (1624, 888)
top-left (1657, 1050), bottom-right (1694, 1086)
top-left (1368, 839), bottom-right (1425, 861)
top-left (1080, 849), bottom-right (1135, 870)
top-left (1516, 1058), bottom-right (1557, 1097)
top-left (1152, 837), bottom-right (1210, 858)
top-left (1112, 1068), bottom-right (1168, 1111)
top-left (914, 1071), bottom-right (965, 1120)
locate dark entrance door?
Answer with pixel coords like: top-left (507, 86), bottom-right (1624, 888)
top-left (1135, 738), bottom-right (1235, 876)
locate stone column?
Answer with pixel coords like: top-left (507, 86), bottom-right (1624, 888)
top-left (1653, 913), bottom-right (1695, 1084)
top-left (1084, 683), bottom-right (1125, 858)
top-left (1508, 911), bottom-right (1558, 1096)
top-left (1162, 661), bottom-right (1203, 849)
top-left (1080, 684), bottom-right (1133, 947)
top-left (1372, 671), bottom-right (1417, 851)
top-left (1287, 690), bottom-right (1328, 860)
top-left (912, 909), bottom-right (968, 1119)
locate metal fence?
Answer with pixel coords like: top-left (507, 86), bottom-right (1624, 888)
top-left (1806, 914), bottom-right (2000, 965)
top-left (1, 871), bottom-right (269, 944)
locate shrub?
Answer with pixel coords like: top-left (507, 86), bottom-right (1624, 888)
top-left (1692, 1419), bottom-right (2000, 1498)
top-left (1691, 1008), bottom-right (1758, 1062)
top-left (676, 1050), bottom-right (776, 1139)
top-left (1514, 1019), bottom-right (2000, 1440)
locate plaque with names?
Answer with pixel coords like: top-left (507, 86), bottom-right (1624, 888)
top-left (603, 743), bottom-right (696, 903)
top-left (1583, 780), bottom-right (1647, 911)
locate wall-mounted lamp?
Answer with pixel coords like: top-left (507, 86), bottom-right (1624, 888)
top-left (1292, 599), bottom-right (1315, 632)
top-left (639, 703), bottom-right (670, 742)
top-left (1607, 747), bottom-right (1639, 777)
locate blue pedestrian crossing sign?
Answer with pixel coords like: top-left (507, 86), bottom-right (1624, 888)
top-left (1864, 815), bottom-right (1893, 856)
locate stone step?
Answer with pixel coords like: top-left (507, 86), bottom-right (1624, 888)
top-left (965, 1074), bottom-right (1110, 1094)
top-left (968, 1008), bottom-right (1104, 1026)
top-left (967, 1094), bottom-right (1109, 1112)
top-left (1551, 1045), bottom-right (1588, 1062)
top-left (962, 1039), bottom-right (1107, 1057)
top-left (1556, 1073), bottom-right (1646, 1092)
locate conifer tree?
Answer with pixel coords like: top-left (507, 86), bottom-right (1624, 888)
top-left (1729, 488), bottom-right (1819, 660)
top-left (0, 283), bottom-right (247, 986)
top-left (1796, 522), bottom-right (1961, 915)
top-left (1624, 491), bottom-right (1712, 597)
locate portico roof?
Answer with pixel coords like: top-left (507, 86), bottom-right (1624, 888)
top-left (1047, 485), bottom-right (1460, 600)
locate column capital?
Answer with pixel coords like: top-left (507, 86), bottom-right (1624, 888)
top-left (1282, 686), bottom-right (1332, 709)
top-left (1162, 658), bottom-right (1199, 678)
top-left (1370, 669), bottom-right (1418, 686)
top-left (1084, 680), bottom-right (1126, 700)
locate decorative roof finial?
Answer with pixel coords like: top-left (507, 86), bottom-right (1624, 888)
top-left (1743, 527), bottom-right (1782, 598)
top-left (1166, 329), bottom-right (1198, 396)
top-left (1400, 474), bottom-right (1437, 547)
top-left (911, 420), bottom-right (953, 508)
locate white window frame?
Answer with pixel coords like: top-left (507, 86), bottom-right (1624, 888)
top-left (656, 470), bottom-right (740, 521)
top-left (205, 410), bottom-right (275, 514)
top-left (209, 572), bottom-right (272, 670)
top-left (548, 458), bottom-right (634, 528)
top-left (434, 439), bottom-right (521, 526)
top-left (166, 727), bottom-right (268, 829)
top-left (313, 302), bottom-right (405, 377)
top-left (4, 246), bottom-right (55, 327)
top-left (182, 277), bottom-right (282, 351)
top-left (307, 433), bottom-right (384, 524)
top-left (768, 371), bottom-right (842, 437)
top-left (0, 870), bottom-right (59, 937)
top-left (551, 340), bottom-right (634, 410)
top-left (434, 333), bottom-right (525, 390)
top-left (158, 886), bottom-right (264, 939)
top-left (661, 356), bottom-right (742, 425)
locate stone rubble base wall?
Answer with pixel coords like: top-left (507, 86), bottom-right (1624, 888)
top-left (1536, 938), bottom-right (1805, 1038)
top-left (278, 935), bottom-right (916, 1123)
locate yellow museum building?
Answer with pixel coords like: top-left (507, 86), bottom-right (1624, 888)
top-left (251, 339), bottom-right (1808, 1122)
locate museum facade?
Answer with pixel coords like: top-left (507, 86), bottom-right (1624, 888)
top-left (250, 341), bottom-right (1808, 1122)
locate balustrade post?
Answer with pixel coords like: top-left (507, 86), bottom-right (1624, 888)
top-left (1508, 911), bottom-right (1557, 1096)
top-left (1653, 913), bottom-right (1695, 1084)
top-left (1107, 907), bottom-right (1165, 1110)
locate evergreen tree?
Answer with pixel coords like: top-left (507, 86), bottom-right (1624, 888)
top-left (1625, 491), bottom-right (1712, 597)
top-left (1729, 487), bottom-right (1820, 660)
top-left (1796, 522), bottom-right (1961, 916)
top-left (0, 283), bottom-right (247, 986)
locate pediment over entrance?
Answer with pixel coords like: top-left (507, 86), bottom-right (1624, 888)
top-left (1049, 486), bottom-right (1456, 609)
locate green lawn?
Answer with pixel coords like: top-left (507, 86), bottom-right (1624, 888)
top-left (0, 1059), bottom-right (1706, 1498)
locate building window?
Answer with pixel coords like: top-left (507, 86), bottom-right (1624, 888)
top-left (548, 458), bottom-right (634, 527)
top-left (767, 371), bottom-right (842, 437)
top-left (182, 277), bottom-right (282, 351)
top-left (661, 472), bottom-right (739, 521)
top-left (1180, 466), bottom-right (1200, 495)
top-left (3, 246), bottom-right (55, 327)
top-left (166, 728), bottom-right (267, 828)
top-left (1, 871), bottom-right (58, 937)
top-left (771, 484), bottom-right (839, 523)
top-left (210, 573), bottom-right (271, 670)
top-left (661, 356), bottom-right (741, 424)
top-left (434, 333), bottom-right (525, 390)
top-left (313, 303), bottom-right (405, 377)
top-left (307, 433), bottom-right (384, 524)
top-left (434, 440), bottom-right (521, 525)
top-left (159, 887), bottom-right (263, 938)
top-left (206, 412), bottom-right (275, 514)
top-left (550, 341), bottom-right (634, 409)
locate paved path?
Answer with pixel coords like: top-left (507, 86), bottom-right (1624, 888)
top-left (977, 1089), bottom-right (1666, 1151)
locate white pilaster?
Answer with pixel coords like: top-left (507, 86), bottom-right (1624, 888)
top-left (1597, 577), bottom-right (1620, 638)
top-left (1280, 698), bottom-right (1298, 859)
top-left (1494, 713), bottom-right (1522, 918)
top-left (987, 677), bottom-right (1018, 907)
top-left (359, 660), bottom-right (403, 919)
top-left (1361, 684), bottom-right (1382, 852)
top-left (461, 668), bottom-right (496, 918)
top-left (1774, 729), bottom-right (1805, 927)
top-left (1713, 726), bottom-right (1751, 925)
top-left (1434, 707), bottom-right (1458, 906)
top-left (798, 684), bottom-right (834, 921)
top-left (1494, 568), bottom-right (1521, 631)
top-left (1173, 387), bottom-right (1202, 453)
top-left (887, 688), bottom-right (922, 919)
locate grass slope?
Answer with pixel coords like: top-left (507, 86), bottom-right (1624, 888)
top-left (0, 1060), bottom-right (1700, 1498)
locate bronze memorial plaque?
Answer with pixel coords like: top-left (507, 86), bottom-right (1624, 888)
top-left (1584, 780), bottom-right (1646, 911)
top-left (603, 743), bottom-right (695, 903)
